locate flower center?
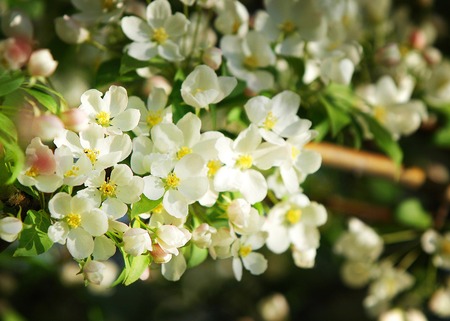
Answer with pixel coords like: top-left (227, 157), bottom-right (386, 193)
top-left (96, 111), bottom-right (111, 127)
top-left (177, 146), bottom-right (192, 160)
top-left (263, 111), bottom-right (277, 130)
top-left (243, 55), bottom-right (259, 69)
top-left (239, 245), bottom-right (252, 258)
top-left (66, 213), bottom-right (81, 228)
top-left (152, 203), bottom-right (164, 214)
top-left (146, 110), bottom-right (163, 128)
top-left (84, 148), bottom-right (99, 164)
top-left (280, 20), bottom-right (296, 34)
top-left (25, 166), bottom-right (39, 177)
top-left (64, 165), bottom-right (80, 177)
top-left (373, 105), bottom-right (387, 123)
top-left (100, 180), bottom-right (117, 197)
top-left (207, 159), bottom-right (221, 177)
top-left (236, 154), bottom-right (253, 170)
top-left (165, 172), bottom-right (180, 189)
top-left (286, 208), bottom-right (302, 225)
top-left (152, 27), bottom-right (168, 44)
top-left (291, 146), bottom-right (300, 160)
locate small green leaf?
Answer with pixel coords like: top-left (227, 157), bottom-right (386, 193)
top-left (395, 198), bottom-right (432, 230)
top-left (22, 88), bottom-right (59, 114)
top-left (95, 59), bottom-right (121, 87)
top-left (0, 71), bottom-right (25, 97)
top-left (14, 210), bottom-right (53, 257)
top-left (1, 142), bottom-right (24, 185)
top-left (0, 111), bottom-right (18, 145)
top-left (130, 195), bottom-right (162, 218)
top-left (434, 124), bottom-right (450, 148)
top-left (120, 54), bottom-right (150, 75)
top-left (183, 243), bottom-right (208, 268)
top-left (320, 96), bottom-right (352, 136)
top-left (124, 254), bottom-right (151, 286)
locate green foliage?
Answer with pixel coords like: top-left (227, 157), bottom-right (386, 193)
top-left (14, 210), bottom-right (53, 257)
top-left (113, 253), bottom-right (151, 286)
top-left (395, 198), bottom-right (433, 230)
top-left (22, 87), bottom-right (59, 114)
top-left (130, 195), bottom-right (162, 218)
top-left (0, 70), bottom-right (25, 97)
top-left (183, 243), bottom-right (208, 268)
top-left (0, 112), bottom-right (24, 185)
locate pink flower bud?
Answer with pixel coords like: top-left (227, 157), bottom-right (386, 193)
top-left (55, 15), bottom-right (89, 44)
top-left (60, 108), bottom-right (89, 132)
top-left (202, 47), bottom-right (222, 70)
top-left (150, 243), bottom-right (172, 264)
top-left (409, 29), bottom-right (427, 50)
top-left (0, 37), bottom-right (32, 70)
top-left (32, 114), bottom-right (65, 142)
top-left (27, 49), bottom-right (58, 77)
top-left (423, 47), bottom-right (442, 66)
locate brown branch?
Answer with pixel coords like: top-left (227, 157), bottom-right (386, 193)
top-left (305, 142), bottom-right (426, 188)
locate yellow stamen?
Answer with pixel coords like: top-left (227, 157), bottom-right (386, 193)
top-left (96, 111), bottom-right (111, 127)
top-left (152, 203), bottom-right (164, 214)
top-left (243, 55), bottom-right (259, 69)
top-left (152, 27), bottom-right (168, 44)
top-left (177, 146), bottom-right (192, 160)
top-left (280, 20), bottom-right (296, 34)
top-left (239, 245), bottom-right (252, 258)
top-left (146, 110), bottom-right (163, 128)
top-left (286, 209), bottom-right (302, 225)
top-left (84, 148), bottom-right (100, 164)
top-left (165, 172), bottom-right (180, 189)
top-left (291, 146), bottom-right (300, 160)
top-left (207, 159), bottom-right (221, 177)
top-left (100, 180), bottom-right (116, 197)
top-left (25, 166), bottom-right (39, 177)
top-left (64, 166), bottom-right (80, 177)
top-left (373, 106), bottom-right (387, 123)
top-left (263, 111), bottom-right (277, 130)
top-left (236, 154), bottom-right (253, 170)
top-left (66, 213), bottom-right (81, 228)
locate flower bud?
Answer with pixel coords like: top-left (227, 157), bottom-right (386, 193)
top-left (150, 243), bottom-right (172, 264)
top-left (83, 260), bottom-right (106, 285)
top-left (423, 47), bottom-right (442, 66)
top-left (202, 47), bottom-right (222, 70)
top-left (55, 15), bottom-right (89, 44)
top-left (60, 108), bottom-right (88, 132)
top-left (123, 228), bottom-right (153, 256)
top-left (0, 217), bottom-right (23, 242)
top-left (1, 10), bottom-right (33, 40)
top-left (32, 114), bottom-right (65, 142)
top-left (429, 287), bottom-right (450, 318)
top-left (0, 37), bottom-right (32, 70)
top-left (27, 49), bottom-right (58, 77)
top-left (409, 29), bottom-right (427, 51)
top-left (156, 225), bottom-right (191, 256)
top-left (192, 223), bottom-right (216, 248)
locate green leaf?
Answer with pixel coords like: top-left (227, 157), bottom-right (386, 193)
top-left (320, 96), bottom-right (352, 136)
top-left (0, 111), bottom-right (18, 145)
top-left (95, 59), bottom-right (121, 87)
top-left (434, 124), bottom-right (450, 148)
top-left (22, 88), bottom-right (59, 114)
top-left (1, 143), bottom-right (24, 185)
top-left (130, 195), bottom-right (162, 218)
top-left (312, 119), bottom-right (329, 142)
top-left (183, 243), bottom-right (208, 268)
top-left (14, 210), bottom-right (53, 257)
top-left (357, 111), bottom-right (403, 165)
top-left (120, 54), bottom-right (150, 75)
top-left (124, 254), bottom-right (151, 286)
top-left (0, 71), bottom-right (25, 97)
top-left (395, 198), bottom-right (432, 230)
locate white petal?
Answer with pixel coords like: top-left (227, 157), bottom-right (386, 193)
top-left (214, 167), bottom-right (240, 192)
top-left (151, 123), bottom-right (183, 153)
top-left (244, 95), bottom-right (271, 124)
top-left (232, 257), bottom-right (243, 281)
top-left (80, 208), bottom-right (109, 237)
top-left (67, 228), bottom-right (94, 259)
top-left (48, 193), bottom-right (72, 219)
top-left (239, 170), bottom-right (267, 204)
top-left (48, 221), bottom-right (69, 244)
top-left (93, 235), bottom-right (117, 261)
top-left (101, 198), bottom-right (128, 220)
top-left (143, 175), bottom-right (165, 200)
top-left (266, 225), bottom-right (290, 254)
top-left (234, 124), bottom-right (261, 154)
top-left (163, 189), bottom-right (188, 218)
top-left (175, 153), bottom-right (205, 178)
top-left (177, 113), bottom-right (201, 147)
top-left (111, 109), bottom-right (141, 132)
top-left (215, 76), bottom-right (237, 103)
top-left (147, 0), bottom-right (172, 28)
top-left (164, 13), bottom-right (189, 38)
top-left (161, 252), bottom-right (187, 281)
top-left (121, 16), bottom-right (152, 42)
top-left (158, 41), bottom-right (184, 61)
top-left (116, 176), bottom-right (144, 204)
top-left (126, 42), bottom-right (158, 61)
top-left (295, 150), bottom-right (322, 175)
top-left (178, 177), bottom-right (208, 202)
top-left (243, 252), bottom-right (267, 275)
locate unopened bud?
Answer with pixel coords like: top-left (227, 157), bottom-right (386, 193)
top-left (83, 260), bottom-right (106, 285)
top-left (0, 217), bottom-right (23, 242)
top-left (55, 15), bottom-right (90, 44)
top-left (28, 49), bottom-right (58, 77)
top-left (60, 108), bottom-right (88, 132)
top-left (202, 47), bottom-right (222, 70)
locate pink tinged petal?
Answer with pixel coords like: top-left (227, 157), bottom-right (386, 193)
top-left (26, 138), bottom-right (56, 174)
top-left (80, 89), bottom-right (104, 114)
top-left (295, 150), bottom-right (321, 175)
top-left (110, 109), bottom-right (140, 132)
top-left (302, 202), bottom-right (327, 226)
top-left (67, 228), bottom-right (94, 259)
top-left (234, 124), bottom-right (261, 153)
top-left (239, 169), bottom-right (267, 204)
top-left (48, 221), bottom-right (69, 244)
top-left (80, 208), bottom-right (108, 237)
top-left (175, 153), bottom-right (205, 178)
top-left (104, 85), bottom-right (128, 116)
top-left (244, 95), bottom-right (271, 124)
top-left (49, 192), bottom-right (72, 218)
top-left (163, 189), bottom-right (188, 218)
top-left (158, 41), bottom-right (184, 62)
top-left (101, 198), bottom-right (128, 220)
top-left (143, 175), bottom-right (165, 200)
top-left (151, 123), bottom-right (183, 153)
top-left (266, 225), bottom-right (290, 253)
top-left (116, 176), bottom-right (144, 204)
top-left (243, 252), bottom-right (268, 275)
top-left (121, 16), bottom-right (152, 42)
top-left (147, 0), bottom-right (172, 28)
top-left (177, 113), bottom-right (201, 147)
top-left (232, 257), bottom-right (243, 281)
top-left (178, 176), bottom-right (208, 203)
top-left (161, 252), bottom-right (187, 281)
top-left (126, 42), bottom-right (158, 61)
top-left (164, 13), bottom-right (189, 38)
top-left (280, 165), bottom-right (300, 194)
top-left (93, 235), bottom-right (116, 261)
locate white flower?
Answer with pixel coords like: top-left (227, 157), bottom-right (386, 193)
top-left (79, 85), bottom-right (140, 135)
top-left (231, 232), bottom-right (268, 281)
top-left (71, 0), bottom-right (124, 25)
top-left (192, 223), bottom-right (217, 249)
top-left (214, 0), bottom-right (249, 36)
top-left (129, 87), bottom-right (172, 136)
top-left (227, 198), bottom-right (264, 235)
top-left (155, 224), bottom-right (191, 256)
top-left (181, 65), bottom-right (237, 110)
top-left (121, 0), bottom-right (189, 61)
top-left (421, 229), bottom-right (450, 269)
top-left (55, 146), bottom-right (91, 187)
top-left (48, 193), bottom-right (108, 259)
top-left (209, 227), bottom-right (236, 259)
top-left (0, 217), bottom-right (23, 242)
top-left (425, 62), bottom-right (450, 107)
top-left (27, 49), bottom-right (58, 78)
top-left (429, 287), bottom-right (450, 318)
top-left (379, 308), bottom-right (428, 321)
top-left (18, 137), bottom-right (63, 193)
top-left (220, 31), bottom-right (275, 93)
top-left (143, 153), bottom-right (208, 218)
top-left (123, 228), bottom-right (153, 256)
top-left (264, 193), bottom-right (327, 255)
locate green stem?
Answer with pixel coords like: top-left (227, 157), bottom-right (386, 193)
top-left (381, 230), bottom-right (418, 244)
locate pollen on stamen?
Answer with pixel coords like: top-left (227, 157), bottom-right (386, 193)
top-left (243, 55), bottom-right (259, 69)
top-left (66, 213), bottom-right (81, 228)
top-left (64, 165), bottom-right (80, 177)
top-left (177, 146), bottom-right (192, 160)
top-left (96, 111), bottom-right (111, 127)
top-left (286, 208), bottom-right (302, 225)
top-left (236, 154), bottom-right (253, 170)
top-left (165, 172), bottom-right (180, 189)
top-left (84, 148), bottom-right (99, 164)
top-left (25, 166), bottom-right (39, 177)
top-left (207, 159), bottom-right (221, 177)
top-left (146, 110), bottom-right (163, 128)
top-left (152, 27), bottom-right (168, 44)
top-left (263, 111), bottom-right (277, 130)
top-left (239, 245), bottom-right (252, 258)
top-left (100, 180), bottom-right (116, 197)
